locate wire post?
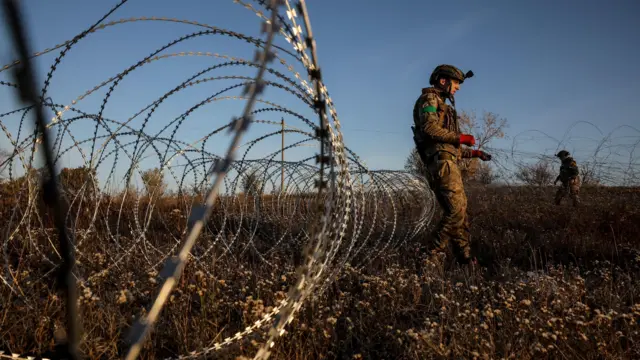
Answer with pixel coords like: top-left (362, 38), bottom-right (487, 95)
top-left (281, 117), bottom-right (285, 192)
top-left (1, 0), bottom-right (80, 359)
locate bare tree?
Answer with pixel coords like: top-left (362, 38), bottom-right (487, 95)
top-left (579, 162), bottom-right (602, 186)
top-left (141, 168), bottom-right (166, 198)
top-left (58, 166), bottom-right (98, 199)
top-left (404, 147), bottom-right (428, 179)
top-left (404, 110), bottom-right (508, 183)
top-left (242, 167), bottom-right (263, 196)
top-left (515, 160), bottom-right (554, 186)
top-left (474, 162), bottom-right (498, 185)
top-left (457, 110), bottom-right (508, 181)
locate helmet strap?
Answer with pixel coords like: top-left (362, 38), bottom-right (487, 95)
top-left (436, 78), bottom-right (451, 95)
top-left (442, 78), bottom-right (455, 106)
top-left (434, 77), bottom-right (456, 106)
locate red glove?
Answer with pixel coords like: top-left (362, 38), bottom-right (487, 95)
top-left (459, 134), bottom-right (475, 146)
top-left (471, 150), bottom-right (492, 161)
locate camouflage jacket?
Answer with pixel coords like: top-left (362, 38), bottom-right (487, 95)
top-left (412, 87), bottom-right (472, 161)
top-left (558, 156), bottom-right (579, 181)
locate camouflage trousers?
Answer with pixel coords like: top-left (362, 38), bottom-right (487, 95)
top-left (425, 153), bottom-right (471, 263)
top-left (555, 176), bottom-right (581, 206)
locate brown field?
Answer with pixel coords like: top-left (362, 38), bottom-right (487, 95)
top-left (2, 184), bottom-right (640, 359)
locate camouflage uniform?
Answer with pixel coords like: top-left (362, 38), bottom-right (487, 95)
top-left (554, 150), bottom-right (580, 206)
top-left (411, 65), bottom-right (491, 264)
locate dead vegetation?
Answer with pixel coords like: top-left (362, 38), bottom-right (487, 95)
top-left (2, 182), bottom-right (640, 359)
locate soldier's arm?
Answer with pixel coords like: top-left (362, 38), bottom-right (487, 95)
top-left (570, 160), bottom-right (579, 174)
top-left (420, 92), bottom-right (460, 145)
top-left (564, 158), bottom-right (579, 176)
top-left (460, 148), bottom-right (473, 158)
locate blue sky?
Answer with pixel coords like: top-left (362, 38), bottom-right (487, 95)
top-left (1, 0), bottom-right (639, 189)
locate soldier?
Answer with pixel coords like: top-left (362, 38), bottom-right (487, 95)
top-left (411, 64), bottom-right (492, 265)
top-left (554, 150), bottom-right (580, 206)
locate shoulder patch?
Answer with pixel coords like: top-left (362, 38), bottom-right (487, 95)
top-left (422, 105), bottom-right (437, 113)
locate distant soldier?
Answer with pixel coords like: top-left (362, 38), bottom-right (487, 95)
top-left (411, 64), bottom-right (492, 265)
top-left (554, 150), bottom-right (580, 206)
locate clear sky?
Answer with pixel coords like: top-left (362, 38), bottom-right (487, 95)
top-left (1, 0), bottom-right (639, 189)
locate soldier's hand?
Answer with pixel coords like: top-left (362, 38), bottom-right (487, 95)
top-left (471, 150), bottom-right (491, 161)
top-left (479, 152), bottom-right (492, 161)
top-left (459, 134), bottom-right (476, 147)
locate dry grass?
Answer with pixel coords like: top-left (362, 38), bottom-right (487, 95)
top-left (2, 185), bottom-right (640, 359)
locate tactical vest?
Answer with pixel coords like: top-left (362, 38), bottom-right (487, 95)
top-left (412, 87), bottom-right (462, 159)
top-left (560, 156), bottom-right (579, 180)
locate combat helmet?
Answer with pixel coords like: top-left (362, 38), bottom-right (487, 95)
top-left (556, 150), bottom-right (570, 158)
top-left (429, 64), bottom-right (474, 86)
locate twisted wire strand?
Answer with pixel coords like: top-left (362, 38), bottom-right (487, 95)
top-left (479, 122), bottom-right (640, 187)
top-left (1, 0), bottom-right (101, 357)
top-left (0, 0), bottom-right (352, 358)
top-left (2, 1), bottom-right (637, 360)
top-left (121, 2), bottom-right (285, 359)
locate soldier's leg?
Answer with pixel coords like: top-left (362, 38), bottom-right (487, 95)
top-left (454, 206), bottom-right (472, 263)
top-left (443, 163), bottom-right (471, 263)
top-left (429, 186), bottom-right (451, 253)
top-left (425, 161), bottom-right (451, 253)
top-left (555, 183), bottom-right (567, 205)
top-left (570, 176), bottom-right (581, 207)
top-left (427, 159), bottom-right (469, 260)
top-left (420, 168), bottom-right (447, 253)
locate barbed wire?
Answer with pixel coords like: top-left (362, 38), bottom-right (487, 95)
top-left (478, 122), bottom-right (640, 188)
top-left (0, 1), bottom-right (435, 359)
top-left (1, 1), bottom-right (639, 360)
top-left (341, 121), bottom-right (639, 187)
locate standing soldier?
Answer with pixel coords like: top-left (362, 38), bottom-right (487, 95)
top-left (411, 64), bottom-right (492, 265)
top-left (554, 150), bottom-right (580, 206)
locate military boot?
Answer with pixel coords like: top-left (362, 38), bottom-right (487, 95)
top-left (452, 243), bottom-right (472, 265)
top-left (572, 196), bottom-right (580, 207)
